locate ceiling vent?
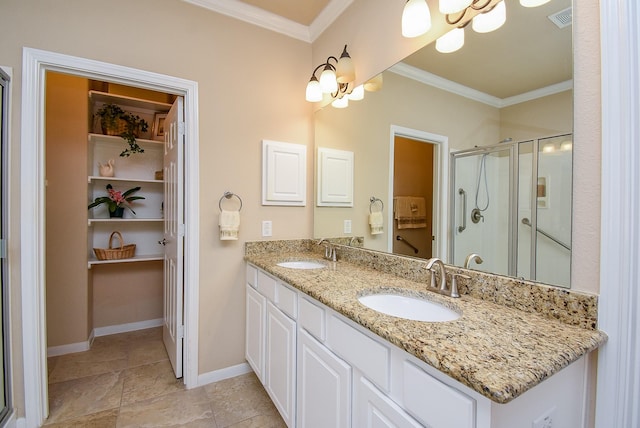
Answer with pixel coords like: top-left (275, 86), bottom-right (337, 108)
top-left (548, 7), bottom-right (572, 29)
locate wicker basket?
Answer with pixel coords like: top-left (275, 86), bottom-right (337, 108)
top-left (93, 231), bottom-right (136, 261)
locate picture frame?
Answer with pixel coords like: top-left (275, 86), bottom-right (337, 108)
top-left (152, 113), bottom-right (167, 141)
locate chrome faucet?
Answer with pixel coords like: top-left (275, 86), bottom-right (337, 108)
top-left (464, 253), bottom-right (483, 269)
top-left (425, 257), bottom-right (461, 298)
top-left (317, 238), bottom-right (337, 261)
top-left (426, 258), bottom-right (447, 293)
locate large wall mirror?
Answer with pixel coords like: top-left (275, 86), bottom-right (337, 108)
top-left (314, 0), bottom-right (573, 288)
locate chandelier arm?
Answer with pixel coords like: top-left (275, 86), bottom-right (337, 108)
top-left (446, 8), bottom-right (469, 26)
top-left (470, 0), bottom-right (493, 10)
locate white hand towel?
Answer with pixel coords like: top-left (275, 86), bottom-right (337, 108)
top-left (219, 210), bottom-right (240, 240)
top-left (369, 211), bottom-right (384, 235)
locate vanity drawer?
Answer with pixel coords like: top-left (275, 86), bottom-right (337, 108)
top-left (326, 314), bottom-right (390, 391)
top-left (402, 361), bottom-right (475, 428)
top-left (277, 282), bottom-right (297, 319)
top-left (257, 270), bottom-right (277, 302)
top-left (246, 264), bottom-right (257, 288)
top-left (298, 297), bottom-right (325, 341)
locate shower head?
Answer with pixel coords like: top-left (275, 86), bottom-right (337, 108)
top-left (498, 138), bottom-right (513, 144)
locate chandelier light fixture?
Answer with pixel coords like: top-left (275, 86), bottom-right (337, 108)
top-left (306, 45), bottom-right (355, 104)
top-left (306, 45), bottom-right (383, 108)
top-left (404, 0), bottom-right (552, 54)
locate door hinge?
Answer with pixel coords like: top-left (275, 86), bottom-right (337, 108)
top-left (0, 239), bottom-right (6, 259)
top-left (178, 325), bottom-right (184, 339)
top-left (178, 223), bottom-right (185, 237)
top-left (178, 121), bottom-right (185, 135)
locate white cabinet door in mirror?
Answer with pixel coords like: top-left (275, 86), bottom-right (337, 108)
top-left (262, 140), bottom-right (306, 206)
top-left (317, 147), bottom-right (354, 207)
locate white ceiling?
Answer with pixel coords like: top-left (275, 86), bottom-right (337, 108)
top-left (184, 0), bottom-right (573, 101)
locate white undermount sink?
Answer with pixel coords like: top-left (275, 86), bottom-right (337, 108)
top-left (276, 260), bottom-right (326, 270)
top-left (358, 293), bottom-right (460, 322)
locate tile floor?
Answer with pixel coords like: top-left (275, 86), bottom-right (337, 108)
top-left (46, 327), bottom-right (286, 427)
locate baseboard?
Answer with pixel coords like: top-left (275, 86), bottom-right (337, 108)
top-left (197, 362), bottom-right (252, 387)
top-left (93, 318), bottom-right (163, 337)
top-left (47, 319), bottom-right (162, 357)
top-left (47, 340), bottom-right (91, 358)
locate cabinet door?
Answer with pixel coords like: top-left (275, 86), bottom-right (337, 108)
top-left (297, 329), bottom-right (351, 428)
top-left (246, 285), bottom-right (266, 383)
top-left (354, 375), bottom-right (422, 428)
top-left (266, 302), bottom-right (296, 427)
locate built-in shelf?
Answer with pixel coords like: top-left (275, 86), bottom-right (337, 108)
top-left (88, 133), bottom-right (164, 146)
top-left (88, 253), bottom-right (164, 268)
top-left (88, 176), bottom-right (163, 184)
top-left (88, 218), bottom-right (163, 226)
top-left (89, 90), bottom-right (172, 112)
top-left (88, 91), bottom-right (168, 269)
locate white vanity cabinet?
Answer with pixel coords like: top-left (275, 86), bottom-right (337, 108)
top-left (245, 263), bottom-right (588, 428)
top-left (266, 300), bottom-right (296, 425)
top-left (297, 328), bottom-right (351, 428)
top-left (245, 265), bottom-right (297, 427)
top-left (353, 374), bottom-right (422, 428)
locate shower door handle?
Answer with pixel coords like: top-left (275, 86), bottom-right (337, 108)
top-left (458, 188), bottom-right (467, 233)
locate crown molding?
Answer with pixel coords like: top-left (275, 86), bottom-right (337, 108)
top-left (182, 0), bottom-right (353, 43)
top-left (389, 62), bottom-right (572, 108)
top-left (309, 0), bottom-right (354, 42)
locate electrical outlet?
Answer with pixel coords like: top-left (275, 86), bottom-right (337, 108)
top-left (532, 407), bottom-right (556, 428)
top-left (344, 219), bottom-right (352, 234)
top-left (261, 220), bottom-right (272, 237)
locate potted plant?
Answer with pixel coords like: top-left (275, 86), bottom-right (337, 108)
top-left (95, 103), bottom-right (125, 136)
top-left (87, 184), bottom-right (145, 217)
top-left (94, 103), bottom-right (149, 157)
top-left (119, 111), bottom-right (149, 157)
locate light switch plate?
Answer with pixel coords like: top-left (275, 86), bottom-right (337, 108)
top-left (344, 219), bottom-right (352, 234)
top-left (262, 220), bottom-right (272, 237)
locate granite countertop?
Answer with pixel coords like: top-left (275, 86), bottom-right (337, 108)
top-left (245, 250), bottom-right (607, 404)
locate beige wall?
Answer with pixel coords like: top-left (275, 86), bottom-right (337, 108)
top-left (1, 0), bottom-right (313, 416)
top-left (312, 0), bottom-right (601, 295)
top-left (92, 262), bottom-right (163, 328)
top-left (45, 72), bottom-right (90, 347)
top-left (500, 91), bottom-right (573, 142)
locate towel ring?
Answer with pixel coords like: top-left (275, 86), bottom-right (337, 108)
top-left (369, 196), bottom-right (384, 213)
top-left (219, 191), bottom-right (243, 211)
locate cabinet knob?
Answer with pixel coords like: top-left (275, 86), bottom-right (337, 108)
top-left (158, 238), bottom-right (167, 246)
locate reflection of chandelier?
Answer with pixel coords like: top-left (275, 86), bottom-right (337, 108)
top-left (402, 0), bottom-right (552, 54)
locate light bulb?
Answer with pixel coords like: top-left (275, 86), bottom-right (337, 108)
top-left (364, 73), bottom-right (383, 92)
top-left (336, 46), bottom-right (355, 83)
top-left (331, 96), bottom-right (349, 108)
top-left (436, 27), bottom-right (465, 53)
top-left (519, 0), bottom-right (551, 7)
top-left (560, 140), bottom-right (573, 151)
top-left (472, 1), bottom-right (506, 33)
top-left (319, 65), bottom-right (338, 94)
top-left (305, 77), bottom-right (322, 102)
top-left (402, 0), bottom-right (432, 38)
top-left (348, 85), bottom-right (365, 101)
top-left (439, 0), bottom-right (472, 14)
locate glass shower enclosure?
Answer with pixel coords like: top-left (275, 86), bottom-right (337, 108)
top-left (450, 134), bottom-right (572, 287)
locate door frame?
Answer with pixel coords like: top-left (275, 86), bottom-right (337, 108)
top-left (20, 47), bottom-right (200, 427)
top-left (388, 125), bottom-right (448, 259)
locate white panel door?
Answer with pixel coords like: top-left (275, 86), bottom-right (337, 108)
top-left (246, 284), bottom-right (266, 383)
top-left (354, 375), bottom-right (422, 428)
top-left (297, 329), bottom-right (351, 428)
top-left (162, 96), bottom-right (184, 378)
top-left (266, 301), bottom-right (296, 427)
